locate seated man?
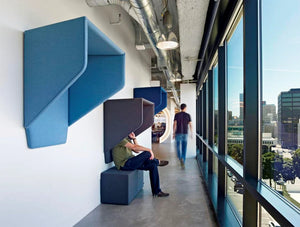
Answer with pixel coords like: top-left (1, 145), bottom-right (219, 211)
top-left (112, 132), bottom-right (169, 197)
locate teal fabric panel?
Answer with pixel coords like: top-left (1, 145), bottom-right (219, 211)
top-left (68, 55), bottom-right (125, 125)
top-left (24, 17), bottom-right (125, 148)
top-left (24, 17), bottom-right (87, 128)
top-left (25, 92), bottom-right (68, 148)
top-left (133, 87), bottom-right (167, 114)
top-left (87, 20), bottom-right (124, 56)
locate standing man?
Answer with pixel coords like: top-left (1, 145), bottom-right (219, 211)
top-left (113, 132), bottom-right (169, 197)
top-left (173, 103), bottom-right (192, 169)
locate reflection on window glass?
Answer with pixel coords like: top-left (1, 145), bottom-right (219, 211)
top-left (227, 18), bottom-right (244, 165)
top-left (261, 0), bottom-right (300, 209)
top-left (261, 206), bottom-right (281, 227)
top-left (213, 154), bottom-right (218, 176)
top-left (226, 169), bottom-right (243, 218)
top-left (213, 64), bottom-right (219, 147)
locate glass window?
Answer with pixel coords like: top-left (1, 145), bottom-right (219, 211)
top-left (226, 169), bottom-right (243, 219)
top-left (227, 18), bottom-right (244, 165)
top-left (293, 93), bottom-right (300, 98)
top-left (213, 154), bottom-right (218, 176)
top-left (260, 206), bottom-right (281, 227)
top-left (293, 97), bottom-right (300, 102)
top-left (213, 63), bottom-right (219, 147)
top-left (261, 0), bottom-right (300, 210)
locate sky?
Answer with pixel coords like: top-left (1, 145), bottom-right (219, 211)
top-left (225, 0), bottom-right (300, 116)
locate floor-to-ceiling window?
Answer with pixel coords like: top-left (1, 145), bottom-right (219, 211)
top-left (196, 0), bottom-right (299, 226)
top-left (261, 0), bottom-right (300, 211)
top-left (226, 16), bottom-right (244, 219)
top-left (213, 64), bottom-right (219, 148)
top-left (213, 63), bottom-right (219, 176)
top-left (227, 17), bottom-right (244, 166)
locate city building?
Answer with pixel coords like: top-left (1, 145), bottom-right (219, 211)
top-left (263, 121), bottom-right (278, 138)
top-left (278, 88), bottom-right (300, 149)
top-left (227, 126), bottom-right (277, 151)
top-left (228, 110), bottom-right (233, 120)
top-left (262, 103), bottom-right (277, 123)
top-left (239, 93), bottom-right (244, 120)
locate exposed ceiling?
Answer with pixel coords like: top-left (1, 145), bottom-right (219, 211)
top-left (148, 0), bottom-right (209, 85)
top-left (177, 0), bottom-right (209, 80)
top-left (86, 0), bottom-right (210, 102)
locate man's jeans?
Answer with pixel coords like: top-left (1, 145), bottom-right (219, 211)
top-left (121, 152), bottom-right (161, 195)
top-left (175, 133), bottom-right (188, 163)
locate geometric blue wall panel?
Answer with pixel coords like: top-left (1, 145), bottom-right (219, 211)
top-left (24, 17), bottom-right (125, 148)
top-left (133, 87), bottom-right (167, 114)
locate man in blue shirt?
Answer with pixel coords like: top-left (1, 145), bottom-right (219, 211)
top-left (173, 103), bottom-right (192, 169)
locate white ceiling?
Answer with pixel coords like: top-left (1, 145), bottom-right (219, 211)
top-left (177, 0), bottom-right (209, 80)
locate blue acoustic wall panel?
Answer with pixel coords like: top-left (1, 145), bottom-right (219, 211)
top-left (133, 87), bottom-right (167, 114)
top-left (24, 17), bottom-right (125, 148)
top-left (104, 98), bottom-right (154, 163)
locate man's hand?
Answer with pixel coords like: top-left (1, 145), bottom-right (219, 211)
top-left (129, 132), bottom-right (136, 139)
top-left (149, 150), bottom-right (154, 160)
top-left (172, 134), bottom-right (175, 139)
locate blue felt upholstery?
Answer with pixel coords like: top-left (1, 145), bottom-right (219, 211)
top-left (101, 167), bottom-right (144, 205)
top-left (133, 87), bottom-right (167, 114)
top-left (24, 17), bottom-right (125, 148)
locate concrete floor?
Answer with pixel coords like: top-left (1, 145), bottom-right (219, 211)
top-left (75, 142), bottom-right (218, 227)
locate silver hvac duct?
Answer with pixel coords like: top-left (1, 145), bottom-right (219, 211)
top-left (86, 0), bottom-right (180, 106)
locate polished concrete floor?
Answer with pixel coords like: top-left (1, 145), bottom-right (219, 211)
top-left (75, 142), bottom-right (218, 227)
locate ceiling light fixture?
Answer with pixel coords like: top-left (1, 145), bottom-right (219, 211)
top-left (169, 72), bottom-right (182, 82)
top-left (156, 32), bottom-right (179, 50)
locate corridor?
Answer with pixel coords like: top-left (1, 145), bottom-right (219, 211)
top-left (75, 142), bottom-right (217, 227)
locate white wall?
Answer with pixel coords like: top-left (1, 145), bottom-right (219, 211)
top-left (165, 98), bottom-right (177, 144)
top-left (180, 83), bottom-right (196, 158)
top-left (0, 1), bottom-right (151, 226)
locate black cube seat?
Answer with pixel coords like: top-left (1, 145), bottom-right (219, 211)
top-left (101, 167), bottom-right (144, 205)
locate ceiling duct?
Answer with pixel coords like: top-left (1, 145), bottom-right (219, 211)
top-left (86, 0), bottom-right (180, 106)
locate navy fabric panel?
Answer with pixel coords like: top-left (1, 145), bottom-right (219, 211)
top-left (24, 17), bottom-right (125, 148)
top-left (156, 88), bottom-right (167, 114)
top-left (101, 167), bottom-right (144, 205)
top-left (68, 55), bottom-right (125, 125)
top-left (133, 87), bottom-right (167, 114)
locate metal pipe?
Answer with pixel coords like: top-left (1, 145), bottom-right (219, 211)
top-left (163, 70), bottom-right (180, 105)
top-left (86, 0), bottom-right (139, 22)
top-left (86, 0), bottom-right (180, 106)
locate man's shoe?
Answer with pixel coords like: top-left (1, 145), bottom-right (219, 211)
top-left (180, 159), bottom-right (185, 169)
top-left (158, 160), bottom-right (169, 167)
top-left (153, 191), bottom-right (169, 197)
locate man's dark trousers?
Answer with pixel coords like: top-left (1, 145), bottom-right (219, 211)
top-left (121, 152), bottom-right (161, 195)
